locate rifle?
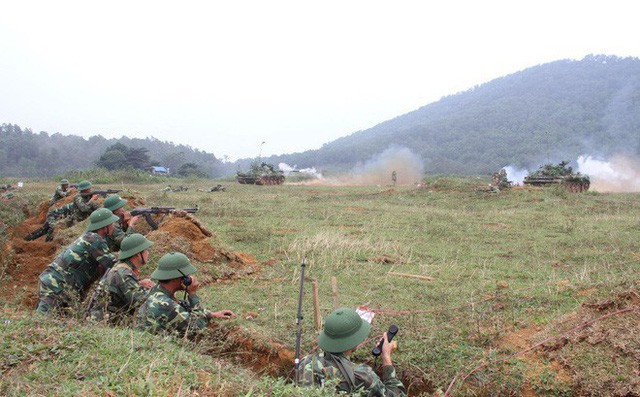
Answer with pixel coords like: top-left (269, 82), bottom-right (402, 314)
top-left (294, 258), bottom-right (307, 386)
top-left (80, 189), bottom-right (122, 197)
top-left (130, 206), bottom-right (198, 230)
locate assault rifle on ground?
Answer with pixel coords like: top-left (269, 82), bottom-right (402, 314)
top-left (130, 206), bottom-right (198, 230)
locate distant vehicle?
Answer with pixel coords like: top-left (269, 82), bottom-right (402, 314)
top-left (236, 161), bottom-right (285, 185)
top-left (523, 161), bottom-right (590, 192)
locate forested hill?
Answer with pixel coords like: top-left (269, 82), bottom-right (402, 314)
top-left (0, 126), bottom-right (224, 177)
top-left (264, 54), bottom-right (640, 174)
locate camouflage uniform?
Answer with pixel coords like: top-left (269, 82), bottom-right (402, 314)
top-left (72, 193), bottom-right (100, 223)
top-left (36, 231), bottom-right (117, 314)
top-left (25, 195), bottom-right (98, 241)
top-left (298, 351), bottom-right (406, 396)
top-left (49, 185), bottom-right (70, 205)
top-left (136, 284), bottom-right (210, 336)
top-left (88, 260), bottom-right (148, 324)
top-left (105, 221), bottom-right (136, 252)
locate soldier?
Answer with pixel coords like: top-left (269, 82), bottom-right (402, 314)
top-left (391, 171), bottom-right (397, 186)
top-left (298, 307), bottom-right (406, 396)
top-left (87, 233), bottom-right (155, 324)
top-left (35, 208), bottom-right (120, 315)
top-left (25, 179), bottom-right (100, 242)
top-left (103, 194), bottom-right (140, 252)
top-left (49, 178), bottom-right (71, 206)
top-left (136, 252), bottom-right (236, 336)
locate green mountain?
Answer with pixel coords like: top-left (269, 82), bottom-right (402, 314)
top-left (264, 54), bottom-right (640, 175)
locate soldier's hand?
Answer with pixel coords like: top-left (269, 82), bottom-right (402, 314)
top-left (185, 276), bottom-right (200, 294)
top-left (210, 310), bottom-right (236, 319)
top-left (90, 194), bottom-right (100, 201)
top-left (128, 214), bottom-right (140, 228)
top-left (139, 278), bottom-right (155, 289)
top-left (380, 332), bottom-right (397, 366)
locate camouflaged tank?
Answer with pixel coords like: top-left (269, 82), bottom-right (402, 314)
top-left (236, 161), bottom-right (285, 185)
top-left (523, 161), bottom-right (590, 192)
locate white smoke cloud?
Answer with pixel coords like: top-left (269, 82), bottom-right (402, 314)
top-left (279, 163), bottom-right (323, 179)
top-left (503, 165), bottom-right (528, 185)
top-left (577, 154), bottom-right (640, 192)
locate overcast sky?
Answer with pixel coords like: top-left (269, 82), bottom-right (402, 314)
top-left (0, 1), bottom-right (637, 161)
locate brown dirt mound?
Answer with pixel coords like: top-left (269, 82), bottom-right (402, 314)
top-left (121, 193), bottom-right (146, 208)
top-left (1, 196), bottom-right (94, 307)
top-left (147, 216), bottom-right (259, 283)
top-left (497, 288), bottom-right (640, 395)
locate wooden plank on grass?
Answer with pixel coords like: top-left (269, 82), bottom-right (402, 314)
top-left (387, 271), bottom-right (435, 281)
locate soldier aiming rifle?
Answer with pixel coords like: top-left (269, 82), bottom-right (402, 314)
top-left (130, 206), bottom-right (198, 230)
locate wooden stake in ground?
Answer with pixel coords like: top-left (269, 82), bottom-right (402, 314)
top-left (312, 278), bottom-right (322, 330)
top-left (387, 271), bottom-right (435, 281)
top-left (331, 276), bottom-right (339, 309)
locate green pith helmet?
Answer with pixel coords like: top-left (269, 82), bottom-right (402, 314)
top-left (119, 233), bottom-right (154, 260)
top-left (86, 208), bottom-right (120, 231)
top-left (150, 252), bottom-right (197, 281)
top-left (103, 194), bottom-right (127, 211)
top-left (318, 307), bottom-right (371, 353)
top-left (4, 192), bottom-right (14, 199)
top-left (77, 180), bottom-right (92, 190)
top-left (60, 179), bottom-right (69, 185)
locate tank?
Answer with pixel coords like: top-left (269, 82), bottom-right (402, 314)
top-left (523, 161), bottom-right (590, 192)
top-left (236, 161), bottom-right (285, 185)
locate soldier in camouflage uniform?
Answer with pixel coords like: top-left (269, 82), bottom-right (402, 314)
top-left (136, 252), bottom-right (236, 336)
top-left (298, 307), bottom-right (406, 396)
top-left (49, 178), bottom-right (71, 206)
top-left (25, 180), bottom-right (101, 242)
top-left (102, 194), bottom-right (140, 252)
top-left (87, 233), bottom-right (155, 324)
top-left (35, 208), bottom-right (120, 315)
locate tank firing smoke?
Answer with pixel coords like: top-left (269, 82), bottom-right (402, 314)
top-left (278, 163), bottom-right (323, 179)
top-left (334, 146), bottom-right (424, 186)
top-left (503, 165), bottom-right (528, 185)
top-left (285, 146), bottom-right (424, 186)
top-left (577, 154), bottom-right (640, 192)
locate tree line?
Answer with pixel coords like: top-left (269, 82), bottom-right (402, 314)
top-left (0, 124), bottom-right (223, 178)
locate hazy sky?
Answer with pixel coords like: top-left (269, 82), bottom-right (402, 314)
top-left (0, 1), bottom-right (637, 161)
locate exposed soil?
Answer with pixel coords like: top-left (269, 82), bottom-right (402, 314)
top-left (494, 288), bottom-right (640, 396)
top-left (0, 199), bottom-right (76, 307)
top-left (1, 198), bottom-right (259, 307)
top-left (146, 216), bottom-right (259, 284)
top-left (202, 324), bottom-right (295, 378)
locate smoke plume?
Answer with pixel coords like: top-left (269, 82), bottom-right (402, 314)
top-left (279, 163), bottom-right (323, 179)
top-left (577, 154), bottom-right (640, 192)
top-left (503, 165), bottom-right (528, 185)
top-left (334, 146), bottom-right (424, 186)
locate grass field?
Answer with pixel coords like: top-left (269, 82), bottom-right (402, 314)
top-left (1, 177), bottom-right (639, 396)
